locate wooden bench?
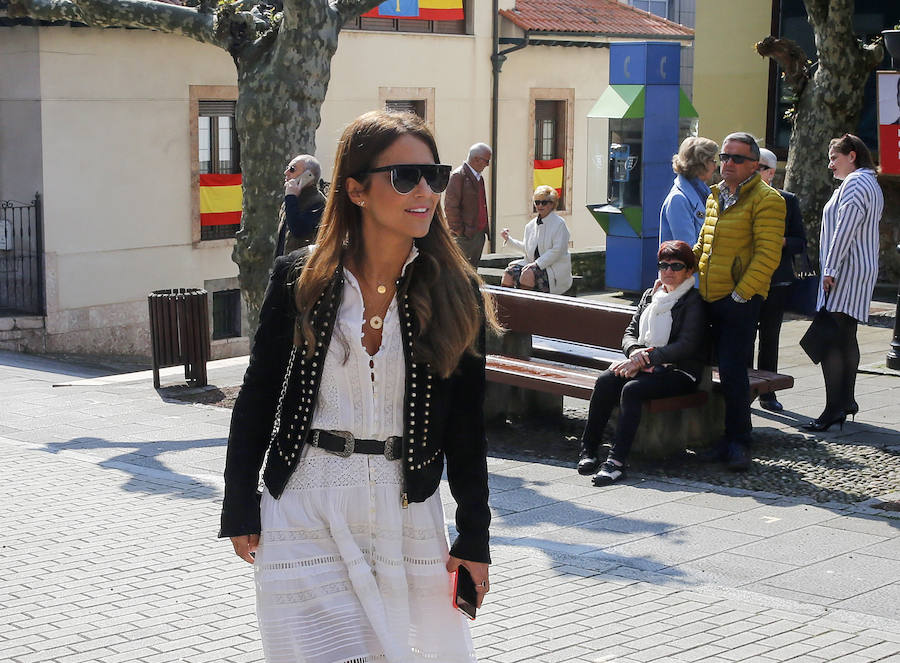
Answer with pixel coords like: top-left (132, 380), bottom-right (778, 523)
top-left (477, 267), bottom-right (583, 295)
top-left (483, 285), bottom-right (794, 458)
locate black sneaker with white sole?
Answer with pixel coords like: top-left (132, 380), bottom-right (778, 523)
top-left (591, 460), bottom-right (625, 486)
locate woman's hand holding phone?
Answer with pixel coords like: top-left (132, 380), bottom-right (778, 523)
top-left (447, 555), bottom-right (489, 615)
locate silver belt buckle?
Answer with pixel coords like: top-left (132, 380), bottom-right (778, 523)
top-left (313, 430), bottom-right (355, 457)
top-left (384, 436), bottom-right (400, 461)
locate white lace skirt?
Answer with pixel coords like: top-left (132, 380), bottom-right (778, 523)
top-left (255, 445), bottom-right (478, 663)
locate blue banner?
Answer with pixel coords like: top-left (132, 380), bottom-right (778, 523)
top-left (375, 0), bottom-right (419, 17)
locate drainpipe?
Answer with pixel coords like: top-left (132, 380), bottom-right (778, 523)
top-left (490, 3), bottom-right (528, 252)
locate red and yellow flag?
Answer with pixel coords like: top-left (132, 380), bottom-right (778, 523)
top-left (362, 0), bottom-right (464, 20)
top-left (199, 173), bottom-right (242, 226)
top-left (533, 159), bottom-right (564, 197)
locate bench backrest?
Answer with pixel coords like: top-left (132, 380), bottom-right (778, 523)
top-left (483, 285), bottom-right (635, 349)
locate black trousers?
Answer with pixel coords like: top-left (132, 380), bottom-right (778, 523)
top-left (708, 295), bottom-right (763, 445)
top-left (756, 284), bottom-right (789, 376)
top-left (819, 311), bottom-right (859, 415)
top-left (580, 369), bottom-right (696, 463)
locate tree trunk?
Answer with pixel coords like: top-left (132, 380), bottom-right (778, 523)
top-left (7, 0), bottom-right (384, 336)
top-left (230, 2), bottom-right (341, 330)
top-left (760, 0), bottom-right (882, 265)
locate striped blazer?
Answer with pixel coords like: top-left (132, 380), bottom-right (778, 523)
top-left (817, 168), bottom-right (883, 322)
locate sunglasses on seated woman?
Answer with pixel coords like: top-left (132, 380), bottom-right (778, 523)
top-left (354, 164), bottom-right (452, 194)
top-left (657, 261), bottom-right (687, 272)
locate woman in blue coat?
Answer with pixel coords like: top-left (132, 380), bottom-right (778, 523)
top-left (659, 136), bottom-right (719, 247)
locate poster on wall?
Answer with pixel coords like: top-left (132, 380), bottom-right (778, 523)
top-left (877, 71), bottom-right (900, 174)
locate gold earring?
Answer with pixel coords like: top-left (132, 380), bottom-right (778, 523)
top-left (358, 201), bottom-right (366, 207)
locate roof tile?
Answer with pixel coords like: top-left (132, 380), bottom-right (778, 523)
top-left (500, 0), bottom-right (693, 37)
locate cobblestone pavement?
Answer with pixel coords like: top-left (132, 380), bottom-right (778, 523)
top-left (2, 318), bottom-right (900, 662)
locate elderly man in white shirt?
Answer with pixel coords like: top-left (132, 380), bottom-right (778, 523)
top-left (500, 185), bottom-right (573, 295)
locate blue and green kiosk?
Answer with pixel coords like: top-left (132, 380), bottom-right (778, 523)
top-left (587, 41), bottom-right (699, 292)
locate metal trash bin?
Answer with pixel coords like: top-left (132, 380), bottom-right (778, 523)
top-left (148, 288), bottom-right (210, 389)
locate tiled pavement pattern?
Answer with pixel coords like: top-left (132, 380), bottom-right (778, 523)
top-left (2, 317), bottom-right (899, 663)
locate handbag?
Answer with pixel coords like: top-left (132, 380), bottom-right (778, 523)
top-left (799, 295), bottom-right (839, 364)
top-left (786, 252), bottom-right (818, 316)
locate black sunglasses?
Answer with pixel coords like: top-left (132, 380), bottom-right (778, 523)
top-left (719, 153), bottom-right (757, 165)
top-left (658, 261), bottom-right (687, 272)
top-left (534, 200), bottom-right (553, 207)
top-left (355, 164), bottom-right (452, 194)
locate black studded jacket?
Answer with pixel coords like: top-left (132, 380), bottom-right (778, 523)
top-left (219, 251), bottom-right (491, 564)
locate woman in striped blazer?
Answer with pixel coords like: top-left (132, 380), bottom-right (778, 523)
top-left (804, 134), bottom-right (884, 431)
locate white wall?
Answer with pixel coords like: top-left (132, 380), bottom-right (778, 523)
top-left (0, 28), bottom-right (43, 204)
top-left (3, 12), bottom-right (645, 357)
top-left (33, 28), bottom-right (240, 356)
top-left (495, 44), bottom-right (612, 253)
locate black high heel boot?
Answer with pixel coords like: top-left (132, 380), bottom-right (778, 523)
top-left (846, 402), bottom-right (859, 421)
top-left (802, 410), bottom-right (847, 432)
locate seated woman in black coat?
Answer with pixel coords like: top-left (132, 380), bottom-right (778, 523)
top-left (578, 240), bottom-right (707, 485)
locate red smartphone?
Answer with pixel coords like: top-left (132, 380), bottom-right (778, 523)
top-left (452, 566), bottom-right (477, 620)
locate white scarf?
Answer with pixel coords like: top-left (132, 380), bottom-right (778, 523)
top-left (637, 277), bottom-right (694, 347)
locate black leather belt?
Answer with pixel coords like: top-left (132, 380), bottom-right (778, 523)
top-left (310, 430), bottom-right (402, 461)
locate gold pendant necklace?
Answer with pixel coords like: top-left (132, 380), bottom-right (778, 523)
top-left (365, 281), bottom-right (393, 331)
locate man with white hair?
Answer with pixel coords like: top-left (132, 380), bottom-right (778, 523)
top-left (444, 143), bottom-right (492, 267)
top-left (276, 154), bottom-right (326, 257)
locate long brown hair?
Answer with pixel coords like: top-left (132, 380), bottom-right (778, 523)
top-left (293, 110), bottom-right (496, 378)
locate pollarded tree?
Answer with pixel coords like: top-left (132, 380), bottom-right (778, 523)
top-left (756, 0), bottom-right (883, 260)
top-left (7, 0), bottom-right (383, 331)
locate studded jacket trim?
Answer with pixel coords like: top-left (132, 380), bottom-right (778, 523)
top-left (220, 251), bottom-right (491, 564)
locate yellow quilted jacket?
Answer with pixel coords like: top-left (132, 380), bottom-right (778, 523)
top-left (692, 175), bottom-right (786, 302)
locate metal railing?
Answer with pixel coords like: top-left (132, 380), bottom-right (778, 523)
top-left (0, 194), bottom-right (44, 316)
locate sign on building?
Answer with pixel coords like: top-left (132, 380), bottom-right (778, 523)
top-left (877, 71), bottom-right (900, 175)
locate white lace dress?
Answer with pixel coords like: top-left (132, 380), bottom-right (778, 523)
top-left (255, 258), bottom-right (478, 663)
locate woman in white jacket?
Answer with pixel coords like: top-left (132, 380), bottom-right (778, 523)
top-left (499, 185), bottom-right (574, 295)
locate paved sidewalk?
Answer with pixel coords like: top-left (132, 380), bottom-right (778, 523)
top-left (1, 318), bottom-right (899, 662)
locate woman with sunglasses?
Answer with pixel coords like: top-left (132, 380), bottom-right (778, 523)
top-left (220, 110), bottom-right (496, 662)
top-left (803, 133), bottom-right (883, 431)
top-left (499, 186), bottom-right (573, 294)
top-left (577, 241), bottom-right (707, 484)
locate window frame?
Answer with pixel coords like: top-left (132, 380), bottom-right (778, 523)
top-left (190, 85), bottom-right (241, 247)
top-left (343, 0), bottom-right (472, 34)
top-left (379, 87), bottom-right (436, 133)
top-left (211, 288), bottom-right (243, 340)
top-left (529, 89), bottom-right (574, 214)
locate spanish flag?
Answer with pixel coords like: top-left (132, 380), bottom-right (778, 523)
top-left (199, 173), bottom-right (242, 226)
top-left (533, 159), bottom-right (563, 197)
top-left (362, 0), bottom-right (464, 20)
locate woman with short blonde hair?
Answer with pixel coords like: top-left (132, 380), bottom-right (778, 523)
top-left (660, 136), bottom-right (719, 246)
top-left (499, 185), bottom-right (572, 295)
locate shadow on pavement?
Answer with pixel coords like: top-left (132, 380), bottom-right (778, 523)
top-left (39, 435), bottom-right (224, 499)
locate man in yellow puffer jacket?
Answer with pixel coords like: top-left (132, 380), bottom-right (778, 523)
top-left (692, 133), bottom-right (785, 471)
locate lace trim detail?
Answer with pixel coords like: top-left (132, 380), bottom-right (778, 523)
top-left (257, 554), bottom-right (344, 571)
top-left (266, 579), bottom-right (352, 606)
top-left (264, 523), bottom-right (370, 543)
top-left (284, 449), bottom-right (402, 491)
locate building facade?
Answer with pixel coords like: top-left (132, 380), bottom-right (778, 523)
top-left (0, 0), bottom-right (691, 359)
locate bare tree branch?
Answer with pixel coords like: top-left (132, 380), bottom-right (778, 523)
top-left (8, 0), bottom-right (223, 46)
top-left (331, 0), bottom-right (384, 25)
top-left (756, 36), bottom-right (810, 95)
